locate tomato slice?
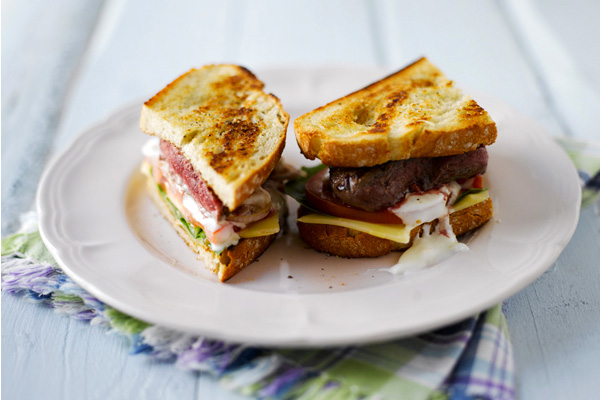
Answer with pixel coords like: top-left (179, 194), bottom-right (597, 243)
top-left (305, 169), bottom-right (404, 224)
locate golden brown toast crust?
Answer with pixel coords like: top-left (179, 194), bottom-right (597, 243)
top-left (141, 65), bottom-right (289, 210)
top-left (297, 198), bottom-right (493, 258)
top-left (294, 58), bottom-right (497, 167)
top-left (217, 234), bottom-right (277, 281)
top-left (144, 168), bottom-right (276, 282)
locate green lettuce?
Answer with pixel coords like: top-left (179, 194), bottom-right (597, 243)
top-left (284, 164), bottom-right (327, 213)
top-left (454, 188), bottom-right (487, 204)
top-left (156, 184), bottom-right (207, 242)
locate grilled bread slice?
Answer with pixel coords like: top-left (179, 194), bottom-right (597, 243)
top-left (294, 58), bottom-right (497, 167)
top-left (297, 198), bottom-right (493, 258)
top-left (140, 65), bottom-right (289, 210)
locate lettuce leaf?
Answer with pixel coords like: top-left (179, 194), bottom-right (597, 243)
top-left (284, 164), bottom-right (327, 213)
top-left (156, 184), bottom-right (206, 242)
top-left (454, 188), bottom-right (487, 204)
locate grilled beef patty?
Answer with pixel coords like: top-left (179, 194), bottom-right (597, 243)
top-left (329, 146), bottom-right (488, 212)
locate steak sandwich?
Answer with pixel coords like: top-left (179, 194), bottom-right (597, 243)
top-left (292, 58), bottom-right (496, 271)
top-left (140, 65), bottom-right (289, 281)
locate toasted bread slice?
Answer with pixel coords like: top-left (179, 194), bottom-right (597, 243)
top-left (294, 58), bottom-right (497, 167)
top-left (297, 198), bottom-right (493, 258)
top-left (140, 65), bottom-right (289, 210)
top-left (144, 168), bottom-right (276, 281)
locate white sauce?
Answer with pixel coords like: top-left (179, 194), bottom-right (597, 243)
top-left (383, 217), bottom-right (468, 275)
top-left (142, 137), bottom-right (160, 159)
top-left (207, 225), bottom-right (239, 253)
top-left (383, 181), bottom-right (465, 275)
top-left (391, 191), bottom-right (447, 226)
top-left (182, 193), bottom-right (240, 252)
top-left (182, 193), bottom-right (220, 233)
top-left (389, 182), bottom-right (460, 226)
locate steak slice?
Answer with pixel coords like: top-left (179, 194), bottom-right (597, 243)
top-left (160, 140), bottom-right (224, 218)
top-left (329, 146), bottom-right (488, 212)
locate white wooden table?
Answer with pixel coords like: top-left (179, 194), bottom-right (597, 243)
top-left (3, 1), bottom-right (600, 398)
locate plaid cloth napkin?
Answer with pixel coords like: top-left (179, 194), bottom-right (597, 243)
top-left (3, 138), bottom-right (598, 400)
top-left (2, 218), bottom-right (513, 400)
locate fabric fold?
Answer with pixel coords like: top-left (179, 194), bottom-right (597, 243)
top-left (2, 228), bottom-right (514, 400)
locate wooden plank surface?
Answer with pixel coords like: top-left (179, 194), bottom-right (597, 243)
top-left (504, 206), bottom-right (600, 398)
top-left (1, 292), bottom-right (244, 400)
top-left (533, 0), bottom-right (600, 94)
top-left (238, 0), bottom-right (378, 66)
top-left (1, 0), bottom-right (104, 235)
top-left (502, 0), bottom-right (600, 140)
top-left (51, 0), bottom-right (237, 152)
top-left (2, 0), bottom-right (599, 399)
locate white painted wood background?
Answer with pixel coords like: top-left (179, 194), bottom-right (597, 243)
top-left (2, 0), bottom-right (600, 399)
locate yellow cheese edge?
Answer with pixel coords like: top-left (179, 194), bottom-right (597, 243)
top-left (298, 190), bottom-right (490, 244)
top-left (239, 213), bottom-right (280, 238)
top-left (298, 214), bottom-right (413, 243)
top-left (450, 190), bottom-right (490, 213)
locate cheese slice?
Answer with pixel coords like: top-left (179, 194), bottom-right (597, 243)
top-left (239, 213), bottom-right (280, 238)
top-left (450, 190), bottom-right (490, 213)
top-left (298, 190), bottom-right (489, 243)
top-left (297, 214), bottom-right (413, 243)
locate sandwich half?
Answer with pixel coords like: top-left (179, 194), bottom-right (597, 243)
top-left (291, 58), bottom-right (496, 272)
top-left (140, 65), bottom-right (290, 281)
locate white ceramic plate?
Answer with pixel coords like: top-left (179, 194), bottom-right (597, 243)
top-left (38, 68), bottom-right (581, 347)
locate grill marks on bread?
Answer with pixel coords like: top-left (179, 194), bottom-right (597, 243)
top-left (192, 105), bottom-right (264, 176)
top-left (176, 72), bottom-right (265, 175)
top-left (460, 100), bottom-right (486, 119)
top-left (211, 71), bottom-right (263, 94)
top-left (294, 58), bottom-right (497, 167)
top-left (208, 117), bottom-right (262, 175)
top-left (140, 65), bottom-right (289, 210)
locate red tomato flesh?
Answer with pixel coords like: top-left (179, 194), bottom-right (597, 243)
top-left (305, 169), bottom-right (404, 224)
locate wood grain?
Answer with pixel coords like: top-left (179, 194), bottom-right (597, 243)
top-left (1, 293), bottom-right (246, 400)
top-left (502, 0), bottom-right (600, 141)
top-left (51, 0), bottom-right (239, 153)
top-left (504, 206), bottom-right (600, 399)
top-left (1, 0), bottom-right (104, 235)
